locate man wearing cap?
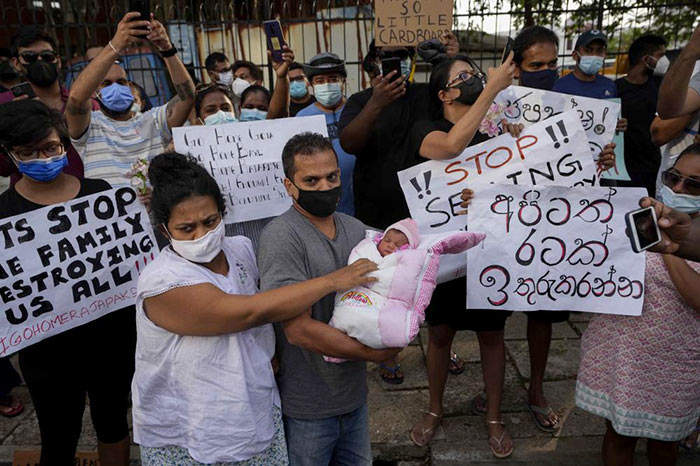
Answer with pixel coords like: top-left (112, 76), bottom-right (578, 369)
top-left (553, 30), bottom-right (618, 99)
top-left (296, 53), bottom-right (356, 216)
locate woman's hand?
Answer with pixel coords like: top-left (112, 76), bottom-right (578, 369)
top-left (486, 51), bottom-right (515, 94)
top-left (501, 120), bottom-right (524, 138)
top-left (329, 259), bottom-right (379, 291)
top-left (597, 142), bottom-right (616, 172)
top-left (456, 188), bottom-right (474, 215)
top-left (138, 187), bottom-right (153, 213)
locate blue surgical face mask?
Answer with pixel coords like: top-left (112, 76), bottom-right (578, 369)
top-left (578, 55), bottom-right (604, 75)
top-left (203, 110), bottom-right (238, 126)
top-left (239, 108), bottom-right (267, 121)
top-left (659, 185), bottom-right (700, 214)
top-left (401, 58), bottom-right (412, 80)
top-left (313, 82), bottom-right (342, 108)
top-left (520, 69), bottom-right (559, 90)
top-left (290, 80), bottom-right (309, 99)
top-left (16, 153), bottom-right (68, 182)
top-left (99, 83), bottom-right (135, 113)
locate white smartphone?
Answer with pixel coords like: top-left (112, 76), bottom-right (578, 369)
top-left (625, 206), bottom-right (661, 253)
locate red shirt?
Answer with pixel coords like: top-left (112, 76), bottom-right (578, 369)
top-left (0, 84), bottom-right (99, 184)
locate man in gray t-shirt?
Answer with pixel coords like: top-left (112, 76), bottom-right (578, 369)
top-left (258, 133), bottom-right (398, 466)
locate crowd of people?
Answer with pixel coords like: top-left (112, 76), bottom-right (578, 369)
top-left (0, 9), bottom-right (698, 466)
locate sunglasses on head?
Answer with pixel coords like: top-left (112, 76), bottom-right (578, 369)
top-left (20, 51), bottom-right (58, 64)
top-left (379, 49), bottom-right (411, 61)
top-left (662, 169), bottom-right (700, 196)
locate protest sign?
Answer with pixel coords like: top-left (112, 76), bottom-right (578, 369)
top-left (599, 98), bottom-right (630, 181)
top-left (374, 0), bottom-right (453, 46)
top-left (494, 85), bottom-right (622, 172)
top-left (467, 184), bottom-right (647, 316)
top-left (0, 187), bottom-right (156, 356)
top-left (173, 116), bottom-right (328, 224)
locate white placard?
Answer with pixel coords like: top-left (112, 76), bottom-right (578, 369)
top-left (0, 187), bottom-right (157, 356)
top-left (173, 116), bottom-right (328, 223)
top-left (495, 85), bottom-right (620, 159)
top-left (467, 184), bottom-right (647, 316)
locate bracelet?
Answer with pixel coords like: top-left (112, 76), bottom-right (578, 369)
top-left (160, 47), bottom-right (178, 58)
top-left (107, 41), bottom-right (120, 56)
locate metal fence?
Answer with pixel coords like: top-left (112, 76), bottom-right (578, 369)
top-left (0, 0), bottom-right (698, 103)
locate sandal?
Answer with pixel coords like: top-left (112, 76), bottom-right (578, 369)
top-left (448, 351), bottom-right (465, 375)
top-left (471, 390), bottom-right (487, 415)
top-left (527, 403), bottom-right (561, 433)
top-left (410, 411), bottom-right (442, 447)
top-left (0, 394), bottom-right (24, 417)
top-left (680, 426), bottom-right (700, 450)
top-left (487, 420), bottom-right (513, 459)
top-left (379, 362), bottom-right (404, 385)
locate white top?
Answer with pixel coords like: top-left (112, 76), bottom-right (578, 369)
top-left (72, 105), bottom-right (172, 188)
top-left (132, 236), bottom-right (280, 463)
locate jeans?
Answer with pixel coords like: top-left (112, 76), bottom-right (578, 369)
top-left (283, 403), bottom-right (371, 466)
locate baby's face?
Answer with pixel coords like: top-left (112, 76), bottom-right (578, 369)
top-left (378, 229), bottom-right (409, 257)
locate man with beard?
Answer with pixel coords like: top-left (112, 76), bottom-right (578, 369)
top-left (0, 27), bottom-right (96, 184)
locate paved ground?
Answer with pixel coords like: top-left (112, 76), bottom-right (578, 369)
top-left (1, 312), bottom-right (698, 465)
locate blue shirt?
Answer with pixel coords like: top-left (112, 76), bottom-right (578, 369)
top-left (552, 72), bottom-right (617, 99)
top-left (296, 102), bottom-right (356, 216)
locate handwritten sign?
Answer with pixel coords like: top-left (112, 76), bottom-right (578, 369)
top-left (0, 188), bottom-right (156, 356)
top-left (467, 184), bottom-right (646, 316)
top-left (374, 0), bottom-right (453, 46)
top-left (494, 85), bottom-right (621, 167)
top-left (173, 116), bottom-right (328, 223)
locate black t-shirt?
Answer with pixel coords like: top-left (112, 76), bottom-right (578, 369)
top-left (615, 76), bottom-right (662, 191)
top-left (409, 118), bottom-right (490, 162)
top-left (290, 95), bottom-right (316, 117)
top-left (338, 83), bottom-right (434, 229)
top-left (0, 177), bottom-right (111, 218)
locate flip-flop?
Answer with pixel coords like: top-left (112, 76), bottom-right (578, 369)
top-left (448, 351), bottom-right (465, 375)
top-left (410, 411), bottom-right (442, 447)
top-left (487, 420), bottom-right (513, 459)
top-left (527, 403), bottom-right (561, 433)
top-left (471, 390), bottom-right (487, 415)
top-left (0, 395), bottom-right (24, 418)
top-left (379, 362), bottom-right (404, 385)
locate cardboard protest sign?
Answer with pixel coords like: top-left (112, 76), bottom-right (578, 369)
top-left (467, 185), bottom-right (647, 316)
top-left (374, 0), bottom-right (453, 46)
top-left (173, 116), bottom-right (328, 224)
top-left (494, 85), bottom-right (621, 170)
top-left (0, 187), bottom-right (156, 356)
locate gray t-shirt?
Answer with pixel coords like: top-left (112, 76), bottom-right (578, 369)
top-left (690, 71), bottom-right (700, 96)
top-left (258, 207), bottom-right (368, 419)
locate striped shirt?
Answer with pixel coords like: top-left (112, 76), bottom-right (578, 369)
top-left (72, 105), bottom-right (172, 188)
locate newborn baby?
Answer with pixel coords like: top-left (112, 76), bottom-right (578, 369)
top-left (327, 219), bottom-right (485, 355)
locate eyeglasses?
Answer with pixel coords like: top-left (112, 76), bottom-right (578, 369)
top-left (379, 49), bottom-right (411, 61)
top-left (662, 169), bottom-right (700, 196)
top-left (446, 70), bottom-right (485, 88)
top-left (19, 51), bottom-right (58, 64)
top-left (11, 141), bottom-right (64, 161)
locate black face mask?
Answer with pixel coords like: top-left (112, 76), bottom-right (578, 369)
top-left (25, 60), bottom-right (58, 88)
top-left (0, 61), bottom-right (18, 81)
top-left (294, 184), bottom-right (341, 218)
top-left (454, 75), bottom-right (485, 106)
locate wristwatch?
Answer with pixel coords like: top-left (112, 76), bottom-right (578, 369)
top-left (160, 47), bottom-right (178, 58)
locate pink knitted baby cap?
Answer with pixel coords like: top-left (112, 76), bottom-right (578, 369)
top-left (385, 218), bottom-right (421, 248)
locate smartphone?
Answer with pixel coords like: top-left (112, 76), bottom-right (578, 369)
top-left (501, 37), bottom-right (514, 64)
top-left (129, 0), bottom-right (150, 30)
top-left (382, 57), bottom-right (402, 81)
top-left (625, 206), bottom-right (661, 253)
top-left (11, 82), bottom-right (35, 99)
top-left (263, 20), bottom-right (286, 63)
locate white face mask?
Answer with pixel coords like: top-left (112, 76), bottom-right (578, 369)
top-left (167, 219), bottom-right (225, 263)
top-left (217, 71), bottom-right (234, 86)
top-left (653, 55), bottom-right (670, 76)
top-left (232, 77), bottom-right (251, 98)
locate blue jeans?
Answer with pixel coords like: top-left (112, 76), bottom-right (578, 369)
top-left (283, 403), bottom-right (371, 466)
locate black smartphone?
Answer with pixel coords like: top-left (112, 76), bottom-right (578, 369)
top-left (129, 0), bottom-right (150, 30)
top-left (501, 37), bottom-right (514, 64)
top-left (382, 57), bottom-right (402, 81)
top-left (11, 82), bottom-right (35, 99)
top-left (625, 206), bottom-right (661, 253)
top-left (263, 20), bottom-right (286, 63)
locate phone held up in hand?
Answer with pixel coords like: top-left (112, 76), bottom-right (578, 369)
top-left (501, 37), bottom-right (514, 64)
top-left (129, 0), bottom-right (150, 30)
top-left (381, 57), bottom-right (402, 82)
top-left (625, 206), bottom-right (662, 253)
top-left (263, 20), bottom-right (287, 63)
top-left (11, 82), bottom-right (35, 99)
